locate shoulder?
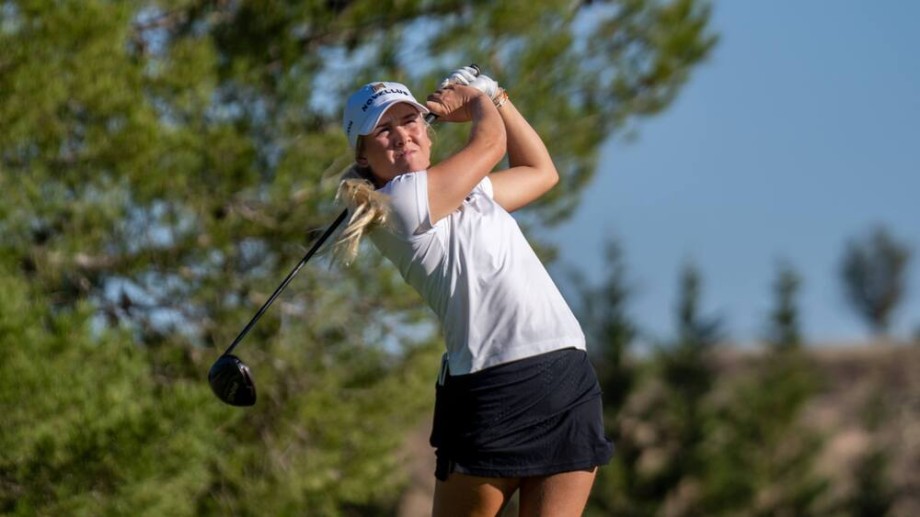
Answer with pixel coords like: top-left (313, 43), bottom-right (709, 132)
top-left (378, 170), bottom-right (432, 237)
top-left (479, 175), bottom-right (494, 199)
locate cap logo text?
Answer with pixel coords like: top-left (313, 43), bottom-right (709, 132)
top-left (361, 86), bottom-right (411, 112)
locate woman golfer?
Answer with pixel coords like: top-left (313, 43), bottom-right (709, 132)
top-left (335, 67), bottom-right (613, 516)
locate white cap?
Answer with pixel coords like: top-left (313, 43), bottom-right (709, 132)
top-left (342, 82), bottom-right (429, 149)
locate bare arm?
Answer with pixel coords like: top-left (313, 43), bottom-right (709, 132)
top-left (425, 85), bottom-right (507, 223)
top-left (488, 97), bottom-right (559, 212)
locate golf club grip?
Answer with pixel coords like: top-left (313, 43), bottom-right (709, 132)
top-left (221, 208), bottom-right (349, 356)
top-left (423, 63), bottom-right (480, 125)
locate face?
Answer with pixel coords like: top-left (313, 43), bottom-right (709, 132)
top-left (357, 103), bottom-right (431, 185)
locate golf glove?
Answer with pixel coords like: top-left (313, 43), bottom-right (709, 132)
top-left (439, 66), bottom-right (480, 88)
top-left (440, 66), bottom-right (503, 106)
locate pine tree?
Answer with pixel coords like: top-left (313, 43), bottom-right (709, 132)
top-left (845, 447), bottom-right (895, 517)
top-left (700, 261), bottom-right (829, 516)
top-left (840, 226), bottom-right (911, 337)
top-left (654, 262), bottom-right (721, 515)
top-left (768, 260), bottom-right (803, 351)
top-left (580, 239), bottom-right (638, 414)
top-left (0, 258), bottom-right (221, 514)
top-left (575, 239), bottom-right (640, 516)
top-left (595, 261), bottom-right (720, 516)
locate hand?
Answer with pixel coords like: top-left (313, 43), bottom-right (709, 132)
top-left (425, 84), bottom-right (490, 123)
top-left (439, 66), bottom-right (503, 105)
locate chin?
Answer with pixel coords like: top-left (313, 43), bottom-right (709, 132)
top-left (410, 157), bottom-right (431, 171)
top-left (396, 160), bottom-right (426, 173)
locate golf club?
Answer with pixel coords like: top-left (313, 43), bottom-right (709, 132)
top-left (209, 65), bottom-right (480, 406)
top-left (208, 208), bottom-right (348, 406)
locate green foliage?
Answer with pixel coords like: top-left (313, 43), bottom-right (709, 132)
top-left (768, 260), bottom-right (803, 350)
top-left (0, 256), bottom-right (441, 515)
top-left (585, 261), bottom-right (722, 516)
top-left (584, 260), bottom-right (841, 516)
top-left (1, 0), bottom-right (717, 512)
top-left (841, 386), bottom-right (897, 517)
top-left (648, 262), bottom-right (721, 511)
top-left (698, 262), bottom-right (829, 516)
top-left (578, 239), bottom-right (637, 414)
top-left (845, 447), bottom-right (895, 517)
top-left (576, 238), bottom-right (640, 515)
top-left (840, 225), bottom-right (912, 336)
top-left (0, 263), bottom-right (223, 515)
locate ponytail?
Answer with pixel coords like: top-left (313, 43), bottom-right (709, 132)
top-left (333, 164), bottom-right (390, 265)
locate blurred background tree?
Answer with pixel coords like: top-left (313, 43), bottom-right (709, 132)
top-left (839, 225), bottom-right (912, 338)
top-left (652, 261), bottom-right (722, 515)
top-left (582, 260), bottom-right (835, 516)
top-left (697, 262), bottom-right (830, 516)
top-left (582, 261), bottom-right (722, 516)
top-left (1, 0), bottom-right (717, 513)
top-left (575, 238), bottom-right (639, 515)
top-left (580, 239), bottom-right (638, 416)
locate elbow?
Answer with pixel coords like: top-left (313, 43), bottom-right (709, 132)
top-left (547, 167), bottom-right (560, 188)
top-left (542, 164), bottom-right (559, 191)
top-left (489, 126), bottom-right (508, 165)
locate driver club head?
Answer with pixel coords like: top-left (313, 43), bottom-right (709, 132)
top-left (208, 354), bottom-right (257, 406)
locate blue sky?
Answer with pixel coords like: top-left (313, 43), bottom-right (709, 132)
top-left (549, 1), bottom-right (920, 345)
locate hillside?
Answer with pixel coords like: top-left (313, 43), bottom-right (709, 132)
top-left (805, 344), bottom-right (920, 516)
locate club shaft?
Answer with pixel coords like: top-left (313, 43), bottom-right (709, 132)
top-left (222, 208), bottom-right (349, 356)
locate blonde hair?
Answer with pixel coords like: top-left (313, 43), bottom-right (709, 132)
top-left (333, 163), bottom-right (390, 265)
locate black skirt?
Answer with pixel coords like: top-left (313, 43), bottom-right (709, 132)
top-left (430, 348), bottom-right (614, 481)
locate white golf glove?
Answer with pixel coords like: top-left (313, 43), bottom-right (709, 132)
top-left (439, 66), bottom-right (480, 88)
top-left (439, 66), bottom-right (504, 106)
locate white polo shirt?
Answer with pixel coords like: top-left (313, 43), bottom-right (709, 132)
top-left (369, 170), bottom-right (586, 375)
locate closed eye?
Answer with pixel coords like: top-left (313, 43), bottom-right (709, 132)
top-left (374, 112), bottom-right (420, 136)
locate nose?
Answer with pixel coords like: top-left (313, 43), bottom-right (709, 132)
top-left (393, 125), bottom-right (410, 146)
